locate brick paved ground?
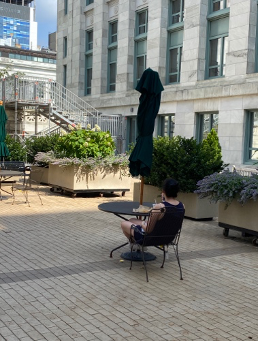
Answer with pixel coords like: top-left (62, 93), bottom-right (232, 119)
top-left (0, 184), bottom-right (258, 341)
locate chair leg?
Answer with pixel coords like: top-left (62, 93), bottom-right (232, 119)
top-left (141, 245), bottom-right (149, 282)
top-left (36, 186), bottom-right (43, 205)
top-left (161, 247), bottom-right (166, 268)
top-left (130, 244), bottom-right (134, 270)
top-left (110, 242), bottom-right (129, 258)
top-left (173, 244), bottom-right (183, 280)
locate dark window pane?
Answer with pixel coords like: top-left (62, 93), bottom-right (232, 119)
top-left (209, 38), bottom-right (221, 67)
top-left (138, 11), bottom-right (147, 34)
top-left (169, 74), bottom-right (178, 83)
top-left (110, 63), bottom-right (116, 85)
top-left (169, 48), bottom-right (178, 73)
top-left (252, 113), bottom-right (258, 150)
top-left (111, 22), bottom-right (117, 43)
top-left (172, 0), bottom-right (181, 14)
top-left (209, 67), bottom-right (219, 77)
top-left (137, 56), bottom-right (145, 80)
top-left (109, 84), bottom-right (115, 92)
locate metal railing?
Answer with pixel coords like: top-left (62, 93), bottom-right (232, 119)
top-left (1, 75), bottom-right (125, 153)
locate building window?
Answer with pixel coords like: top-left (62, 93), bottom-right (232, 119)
top-left (158, 115), bottom-right (175, 138)
top-left (64, 0), bottom-right (68, 15)
top-left (63, 37), bottom-right (67, 58)
top-left (244, 111), bottom-right (258, 163)
top-left (135, 9), bottom-right (148, 85)
top-left (207, 16), bottom-right (229, 78)
top-left (167, 30), bottom-right (183, 83)
top-left (135, 40), bottom-right (147, 84)
top-left (63, 65), bottom-right (67, 88)
top-left (110, 21), bottom-right (118, 44)
top-left (126, 116), bottom-right (137, 148)
top-left (196, 112), bottom-right (219, 142)
top-left (170, 0), bottom-right (184, 25)
top-left (86, 0), bottom-right (94, 5)
top-left (107, 21), bottom-right (118, 92)
top-left (210, 0), bottom-right (230, 13)
top-left (85, 30), bottom-right (93, 96)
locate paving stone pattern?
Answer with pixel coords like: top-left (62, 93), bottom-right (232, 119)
top-left (0, 186), bottom-right (258, 341)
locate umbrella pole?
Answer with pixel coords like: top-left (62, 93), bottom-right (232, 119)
top-left (140, 176), bottom-right (144, 205)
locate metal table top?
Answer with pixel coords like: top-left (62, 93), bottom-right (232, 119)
top-left (98, 201), bottom-right (153, 218)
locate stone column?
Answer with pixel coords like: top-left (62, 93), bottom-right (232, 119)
top-left (91, 0), bottom-right (109, 95)
top-left (180, 0), bottom-right (208, 84)
top-left (147, 0), bottom-right (168, 84)
top-left (116, 0), bottom-right (136, 92)
top-left (225, 0), bottom-right (257, 76)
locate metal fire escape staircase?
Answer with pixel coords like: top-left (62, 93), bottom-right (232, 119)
top-left (0, 76), bottom-right (123, 140)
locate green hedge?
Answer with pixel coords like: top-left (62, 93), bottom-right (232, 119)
top-left (145, 130), bottom-right (224, 193)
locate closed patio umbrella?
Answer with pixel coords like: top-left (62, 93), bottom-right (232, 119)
top-left (129, 68), bottom-right (164, 203)
top-left (0, 106), bottom-right (10, 161)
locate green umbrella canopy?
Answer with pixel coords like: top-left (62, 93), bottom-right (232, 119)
top-left (0, 105), bottom-right (10, 159)
top-left (129, 68), bottom-right (164, 177)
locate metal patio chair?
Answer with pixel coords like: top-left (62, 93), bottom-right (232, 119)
top-left (12, 167), bottom-right (44, 207)
top-left (113, 205), bottom-right (185, 282)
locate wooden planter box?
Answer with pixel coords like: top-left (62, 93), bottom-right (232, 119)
top-left (48, 164), bottom-right (131, 195)
top-left (30, 166), bottom-right (49, 184)
top-left (218, 199), bottom-right (258, 237)
top-left (133, 183), bottom-right (218, 220)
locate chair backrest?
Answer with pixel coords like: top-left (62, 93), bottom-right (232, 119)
top-left (0, 161), bottom-right (26, 172)
top-left (143, 205), bottom-right (185, 247)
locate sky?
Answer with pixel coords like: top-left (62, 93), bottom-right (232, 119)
top-left (36, 0), bottom-right (57, 48)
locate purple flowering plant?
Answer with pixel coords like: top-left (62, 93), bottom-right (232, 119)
top-left (195, 170), bottom-right (258, 208)
top-left (34, 151), bottom-right (129, 175)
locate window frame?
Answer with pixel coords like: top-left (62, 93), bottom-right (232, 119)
top-left (63, 36), bottom-right (67, 58)
top-left (244, 111), bottom-right (258, 164)
top-left (209, 0), bottom-right (230, 13)
top-left (167, 28), bottom-right (183, 84)
top-left (205, 12), bottom-right (229, 79)
top-left (169, 0), bottom-right (184, 26)
top-left (107, 21), bottom-right (118, 93)
top-left (134, 9), bottom-right (148, 86)
top-left (63, 64), bottom-right (67, 88)
top-left (196, 112), bottom-right (219, 143)
top-left (85, 29), bottom-right (93, 96)
top-left (158, 114), bottom-right (175, 138)
top-left (126, 116), bottom-right (138, 150)
top-left (64, 0), bottom-right (68, 15)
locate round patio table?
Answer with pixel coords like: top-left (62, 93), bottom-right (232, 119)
top-left (98, 201), bottom-right (156, 261)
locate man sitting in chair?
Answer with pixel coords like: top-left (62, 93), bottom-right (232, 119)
top-left (121, 178), bottom-right (184, 244)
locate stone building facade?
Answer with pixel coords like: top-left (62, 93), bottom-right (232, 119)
top-left (57, 0), bottom-right (258, 167)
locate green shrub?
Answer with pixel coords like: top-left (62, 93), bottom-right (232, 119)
top-left (25, 134), bottom-right (60, 163)
top-left (5, 135), bottom-right (27, 161)
top-left (56, 129), bottom-right (115, 159)
top-left (145, 130), bottom-right (225, 192)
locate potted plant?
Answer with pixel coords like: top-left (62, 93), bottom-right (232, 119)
top-left (133, 130), bottom-right (225, 219)
top-left (195, 170), bottom-right (258, 239)
top-left (34, 126), bottom-right (131, 196)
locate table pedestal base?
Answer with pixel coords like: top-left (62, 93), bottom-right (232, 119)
top-left (121, 251), bottom-right (156, 261)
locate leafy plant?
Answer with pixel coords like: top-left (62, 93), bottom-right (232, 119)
top-left (25, 134), bottom-right (60, 163)
top-left (5, 135), bottom-right (27, 161)
top-left (56, 128), bottom-right (115, 159)
top-left (195, 170), bottom-right (258, 208)
top-left (144, 130), bottom-right (225, 192)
